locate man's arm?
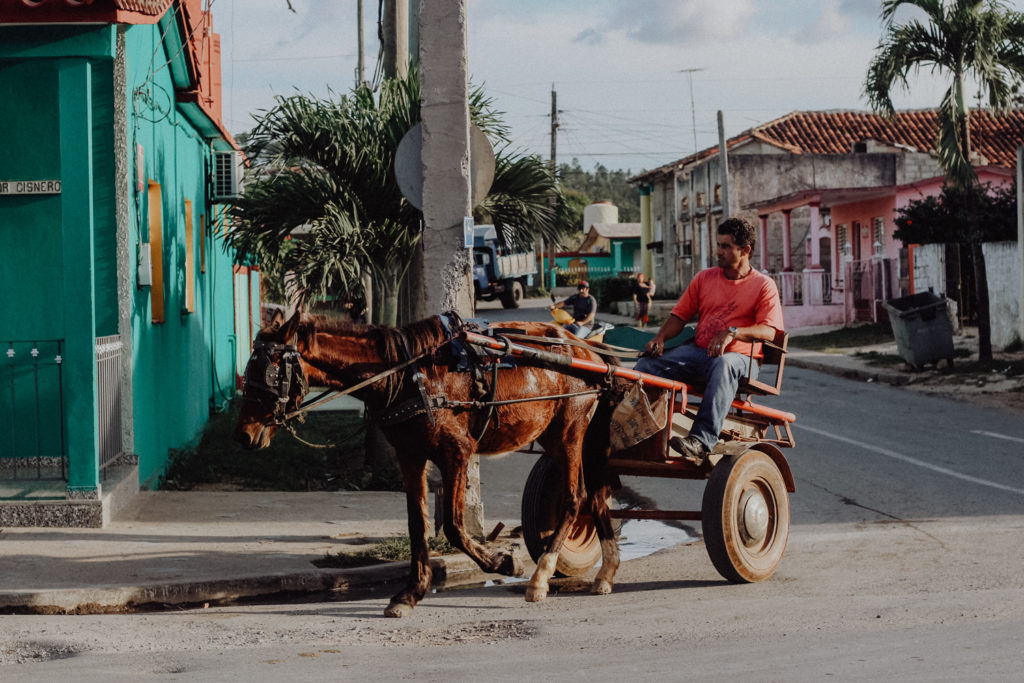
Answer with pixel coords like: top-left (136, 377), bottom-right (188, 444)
top-left (578, 296), bottom-right (597, 325)
top-left (549, 295), bottom-right (570, 311)
top-left (644, 314), bottom-right (687, 357)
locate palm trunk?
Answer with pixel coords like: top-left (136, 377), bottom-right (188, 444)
top-left (371, 268), bottom-right (401, 327)
top-left (970, 238), bottom-right (992, 360)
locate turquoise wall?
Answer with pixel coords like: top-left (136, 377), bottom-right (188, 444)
top-left (122, 22), bottom-right (238, 486)
top-left (0, 20), bottom-right (241, 492)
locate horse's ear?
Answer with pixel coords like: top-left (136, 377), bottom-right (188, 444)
top-left (279, 310), bottom-right (302, 342)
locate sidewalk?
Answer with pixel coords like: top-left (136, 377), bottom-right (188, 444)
top-left (0, 457), bottom-right (535, 615)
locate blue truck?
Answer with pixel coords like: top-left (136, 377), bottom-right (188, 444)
top-left (472, 225), bottom-right (536, 309)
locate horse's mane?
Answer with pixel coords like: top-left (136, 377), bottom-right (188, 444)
top-left (299, 314), bottom-right (447, 365)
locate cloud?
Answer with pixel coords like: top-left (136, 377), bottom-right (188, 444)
top-left (805, 0), bottom-right (851, 42)
top-left (602, 0), bottom-right (758, 45)
top-left (573, 27), bottom-right (604, 45)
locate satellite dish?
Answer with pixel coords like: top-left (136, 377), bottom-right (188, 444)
top-left (394, 123), bottom-right (495, 211)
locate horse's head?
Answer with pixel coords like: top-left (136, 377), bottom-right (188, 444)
top-left (234, 311), bottom-right (309, 450)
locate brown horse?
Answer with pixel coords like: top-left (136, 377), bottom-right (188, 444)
top-left (234, 312), bottom-right (620, 617)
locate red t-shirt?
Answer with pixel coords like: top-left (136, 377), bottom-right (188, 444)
top-left (670, 268), bottom-right (784, 356)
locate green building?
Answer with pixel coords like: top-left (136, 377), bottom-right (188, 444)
top-left (0, 0), bottom-right (258, 526)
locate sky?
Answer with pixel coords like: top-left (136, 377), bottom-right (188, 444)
top-left (214, 0), bottom-right (1024, 175)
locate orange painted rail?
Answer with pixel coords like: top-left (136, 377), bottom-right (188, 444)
top-left (460, 330), bottom-right (795, 424)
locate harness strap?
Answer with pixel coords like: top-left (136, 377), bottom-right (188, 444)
top-left (491, 331), bottom-right (642, 359)
top-left (281, 347), bottom-right (435, 422)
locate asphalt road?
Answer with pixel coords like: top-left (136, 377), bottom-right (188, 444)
top-left (5, 298), bottom-right (1024, 680)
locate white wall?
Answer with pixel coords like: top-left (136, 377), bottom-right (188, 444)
top-left (912, 243), bottom-right (947, 297)
top-left (983, 241), bottom-right (1022, 349)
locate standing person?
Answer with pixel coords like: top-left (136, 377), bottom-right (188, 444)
top-left (634, 218), bottom-right (784, 465)
top-left (550, 280), bottom-right (597, 338)
top-left (632, 272), bottom-right (655, 327)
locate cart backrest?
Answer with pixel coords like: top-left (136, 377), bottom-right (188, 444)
top-left (741, 329), bottom-right (788, 396)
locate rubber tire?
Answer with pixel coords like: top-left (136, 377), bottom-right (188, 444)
top-left (701, 449), bottom-right (790, 583)
top-left (521, 455), bottom-right (602, 577)
top-left (500, 280), bottom-right (524, 309)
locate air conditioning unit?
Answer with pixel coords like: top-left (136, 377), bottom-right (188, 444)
top-left (210, 150), bottom-right (241, 202)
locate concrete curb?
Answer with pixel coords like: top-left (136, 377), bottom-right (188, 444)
top-left (0, 544), bottom-right (534, 615)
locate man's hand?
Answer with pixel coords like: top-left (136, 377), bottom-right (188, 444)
top-left (707, 328), bottom-right (738, 357)
top-left (644, 337), bottom-right (665, 358)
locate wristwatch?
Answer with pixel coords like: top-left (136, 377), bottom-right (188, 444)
top-left (727, 326), bottom-right (739, 336)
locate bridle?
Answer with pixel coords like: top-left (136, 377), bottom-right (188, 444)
top-left (241, 340), bottom-right (309, 426)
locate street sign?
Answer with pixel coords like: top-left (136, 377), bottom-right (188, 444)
top-left (0, 180), bottom-right (62, 195)
top-left (394, 123), bottom-right (495, 211)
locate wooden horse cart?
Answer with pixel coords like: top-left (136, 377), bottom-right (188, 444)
top-left (460, 328), bottom-right (795, 584)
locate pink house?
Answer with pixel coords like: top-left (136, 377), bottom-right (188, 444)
top-left (630, 110), bottom-right (1024, 331)
top-left (749, 166), bottom-right (1014, 327)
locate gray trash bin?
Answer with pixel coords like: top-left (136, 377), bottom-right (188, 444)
top-left (882, 292), bottom-right (955, 369)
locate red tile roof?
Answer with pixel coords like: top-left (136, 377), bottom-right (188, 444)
top-left (0, 0), bottom-right (174, 24)
top-left (632, 109), bottom-right (1024, 182)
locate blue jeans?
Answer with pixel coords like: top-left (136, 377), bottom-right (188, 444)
top-left (564, 323), bottom-right (592, 338)
top-left (633, 344), bottom-right (757, 451)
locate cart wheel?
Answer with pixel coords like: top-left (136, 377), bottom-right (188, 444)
top-left (701, 449), bottom-right (790, 583)
top-left (521, 455), bottom-right (602, 577)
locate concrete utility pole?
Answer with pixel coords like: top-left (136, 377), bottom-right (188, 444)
top-left (418, 0), bottom-right (483, 538)
top-left (356, 0), bottom-right (365, 86)
top-left (549, 85), bottom-right (559, 289)
top-left (1017, 146), bottom-right (1023, 345)
top-left (382, 0), bottom-right (409, 80)
top-left (717, 110), bottom-right (730, 218)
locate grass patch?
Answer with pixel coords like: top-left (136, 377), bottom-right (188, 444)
top-left (790, 322), bottom-right (894, 351)
top-left (939, 356), bottom-right (1024, 378)
top-left (161, 398), bottom-right (402, 492)
top-left (315, 535), bottom-right (457, 568)
top-left (851, 350), bottom-right (904, 367)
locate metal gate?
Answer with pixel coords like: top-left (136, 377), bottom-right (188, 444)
top-left (2, 340), bottom-right (67, 480)
top-left (846, 258), bottom-right (899, 322)
top-left (96, 334), bottom-right (123, 470)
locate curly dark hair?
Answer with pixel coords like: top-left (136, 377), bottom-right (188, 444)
top-left (717, 217), bottom-right (756, 250)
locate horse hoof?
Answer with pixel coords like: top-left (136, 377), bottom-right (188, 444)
top-left (591, 579), bottom-right (613, 595)
top-left (384, 601), bottom-right (414, 618)
top-left (525, 585), bottom-right (548, 603)
top-left (496, 552), bottom-right (524, 577)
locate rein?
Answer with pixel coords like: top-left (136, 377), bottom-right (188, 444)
top-left (282, 346), bottom-right (436, 423)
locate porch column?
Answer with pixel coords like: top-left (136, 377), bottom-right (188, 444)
top-left (804, 204), bottom-right (825, 305)
top-left (809, 204), bottom-right (822, 268)
top-left (781, 210), bottom-right (793, 271)
top-left (59, 59), bottom-right (100, 498)
top-left (779, 210), bottom-right (795, 305)
top-left (758, 214), bottom-right (769, 271)
top-left (640, 184), bottom-right (653, 279)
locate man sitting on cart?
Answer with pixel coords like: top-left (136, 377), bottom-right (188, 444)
top-left (634, 217), bottom-right (784, 466)
top-left (550, 280), bottom-right (597, 338)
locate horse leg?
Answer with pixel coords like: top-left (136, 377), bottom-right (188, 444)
top-left (588, 484), bottom-right (620, 595)
top-left (384, 455), bottom-right (431, 618)
top-left (525, 449), bottom-right (583, 603)
top-left (439, 451), bottom-right (524, 578)
top-left (582, 405), bottom-right (619, 596)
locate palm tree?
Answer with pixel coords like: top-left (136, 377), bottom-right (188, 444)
top-left (864, 0), bottom-right (1024, 359)
top-left (229, 70), bottom-right (565, 326)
